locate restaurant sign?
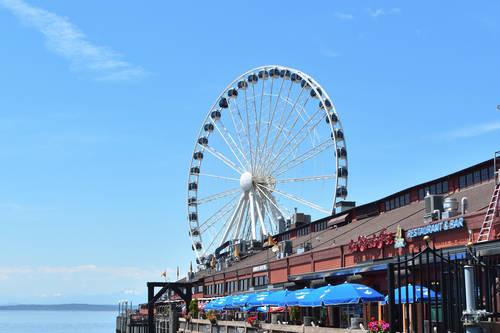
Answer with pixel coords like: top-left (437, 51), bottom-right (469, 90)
top-left (407, 217), bottom-right (465, 238)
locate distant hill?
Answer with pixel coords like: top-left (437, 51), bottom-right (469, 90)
top-left (0, 304), bottom-right (116, 311)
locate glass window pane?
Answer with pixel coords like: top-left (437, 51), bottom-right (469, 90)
top-left (489, 166), bottom-right (494, 179)
top-left (395, 197), bottom-right (400, 208)
top-left (474, 170), bottom-right (481, 183)
top-left (430, 184), bottom-right (436, 194)
top-left (459, 176), bottom-right (466, 188)
top-left (466, 173), bottom-right (473, 186)
top-left (385, 201), bottom-right (390, 211)
top-left (482, 168), bottom-right (488, 181)
top-left (443, 180), bottom-right (448, 193)
top-left (405, 193), bottom-right (410, 205)
top-left (419, 188), bottom-right (425, 200)
top-left (436, 182), bottom-right (442, 194)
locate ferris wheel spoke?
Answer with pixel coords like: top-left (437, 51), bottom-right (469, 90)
top-left (205, 215), bottom-right (233, 254)
top-left (269, 111), bottom-right (326, 173)
top-left (243, 89), bottom-right (258, 172)
top-left (217, 118), bottom-right (251, 168)
top-left (261, 198), bottom-right (278, 233)
top-left (276, 174), bottom-right (337, 183)
top-left (259, 84), bottom-right (302, 172)
top-left (199, 194), bottom-right (239, 231)
top-left (259, 78), bottom-right (283, 171)
top-left (251, 84), bottom-right (261, 169)
top-left (198, 173), bottom-right (239, 181)
top-left (257, 183), bottom-right (331, 215)
top-left (272, 138), bottom-right (334, 177)
top-left (255, 186), bottom-right (287, 222)
top-left (266, 95), bottom-right (312, 171)
top-left (202, 144), bottom-right (244, 175)
top-left (226, 101), bottom-right (249, 165)
top-left (197, 187), bottom-right (241, 205)
top-left (210, 119), bottom-right (248, 170)
top-left (219, 193), bottom-right (245, 245)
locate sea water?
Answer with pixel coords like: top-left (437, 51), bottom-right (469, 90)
top-left (0, 310), bottom-right (116, 333)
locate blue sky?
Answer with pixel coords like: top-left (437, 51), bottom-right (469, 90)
top-left (0, 0), bottom-right (498, 305)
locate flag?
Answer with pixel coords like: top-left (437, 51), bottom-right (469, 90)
top-left (161, 271), bottom-right (167, 277)
top-left (268, 234), bottom-right (279, 252)
top-left (234, 245), bottom-right (240, 259)
top-left (190, 261), bottom-right (193, 274)
top-left (176, 266), bottom-right (179, 279)
top-left (211, 256), bottom-right (215, 268)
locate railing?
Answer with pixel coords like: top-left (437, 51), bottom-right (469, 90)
top-left (178, 318), bottom-right (365, 333)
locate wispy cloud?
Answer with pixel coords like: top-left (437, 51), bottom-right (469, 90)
top-left (320, 45), bottom-right (340, 58)
top-left (0, 0), bottom-right (146, 81)
top-left (333, 12), bottom-right (353, 20)
top-left (368, 8), bottom-right (400, 18)
top-left (444, 121), bottom-right (500, 140)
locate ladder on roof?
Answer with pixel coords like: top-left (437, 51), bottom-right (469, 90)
top-left (477, 151), bottom-right (500, 243)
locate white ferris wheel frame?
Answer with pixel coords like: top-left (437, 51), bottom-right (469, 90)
top-left (186, 65), bottom-right (348, 262)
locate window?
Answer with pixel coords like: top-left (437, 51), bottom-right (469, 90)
top-left (430, 184), bottom-right (436, 195)
top-left (443, 180), bottom-right (448, 193)
top-left (198, 285), bottom-right (203, 293)
top-left (314, 221), bottom-right (327, 232)
top-left (474, 170), bottom-right (481, 183)
top-left (482, 168), bottom-right (489, 181)
top-left (253, 275), bottom-right (268, 287)
top-left (390, 199), bottom-right (395, 210)
top-left (419, 188), bottom-right (425, 200)
top-left (385, 201), bottom-right (390, 211)
top-left (436, 182), bottom-right (442, 194)
top-left (282, 232), bottom-right (291, 241)
top-left (466, 173), bottom-right (473, 186)
top-left (297, 226), bottom-right (310, 237)
top-left (395, 197), bottom-right (400, 208)
top-left (425, 186), bottom-right (430, 196)
top-left (459, 175), bottom-right (466, 188)
top-left (405, 193), bottom-right (410, 205)
top-left (489, 166), bottom-right (495, 179)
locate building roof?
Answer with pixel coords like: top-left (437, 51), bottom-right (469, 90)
top-left (191, 178), bottom-right (496, 281)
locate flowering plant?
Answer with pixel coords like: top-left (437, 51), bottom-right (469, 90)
top-left (207, 313), bottom-right (218, 324)
top-left (184, 314), bottom-right (192, 321)
top-left (247, 316), bottom-right (260, 327)
top-left (368, 318), bottom-right (389, 332)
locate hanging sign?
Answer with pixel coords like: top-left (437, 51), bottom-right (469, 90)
top-left (407, 217), bottom-right (465, 238)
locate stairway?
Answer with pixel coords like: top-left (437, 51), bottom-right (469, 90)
top-left (477, 183), bottom-right (500, 242)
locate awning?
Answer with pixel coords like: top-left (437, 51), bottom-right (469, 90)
top-left (327, 213), bottom-right (350, 228)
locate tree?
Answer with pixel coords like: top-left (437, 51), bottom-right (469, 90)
top-left (290, 306), bottom-right (301, 324)
top-left (188, 298), bottom-right (199, 318)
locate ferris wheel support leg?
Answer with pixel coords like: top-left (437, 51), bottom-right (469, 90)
top-left (253, 190), bottom-right (268, 237)
top-left (219, 193), bottom-right (244, 246)
top-left (233, 197), bottom-right (248, 240)
top-left (249, 191), bottom-right (257, 240)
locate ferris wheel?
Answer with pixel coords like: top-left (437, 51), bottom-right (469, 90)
top-left (187, 65), bottom-right (348, 263)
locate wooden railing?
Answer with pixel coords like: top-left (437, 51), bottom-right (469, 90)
top-left (178, 318), bottom-right (365, 333)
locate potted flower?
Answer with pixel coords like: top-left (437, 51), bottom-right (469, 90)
top-left (247, 316), bottom-right (260, 328)
top-left (368, 317), bottom-right (389, 332)
top-left (184, 314), bottom-right (192, 322)
top-left (207, 313), bottom-right (217, 325)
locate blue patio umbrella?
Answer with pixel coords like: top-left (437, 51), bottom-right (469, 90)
top-left (230, 293), bottom-right (255, 307)
top-left (247, 291), bottom-right (273, 307)
top-left (260, 290), bottom-right (294, 306)
top-left (300, 283), bottom-right (384, 306)
top-left (286, 288), bottom-right (315, 306)
top-left (387, 284), bottom-right (440, 304)
top-left (205, 296), bottom-right (235, 310)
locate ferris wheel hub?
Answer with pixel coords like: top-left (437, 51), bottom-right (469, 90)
top-left (240, 171), bottom-right (253, 192)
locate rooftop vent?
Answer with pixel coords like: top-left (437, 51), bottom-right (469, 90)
top-left (424, 192), bottom-right (443, 223)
